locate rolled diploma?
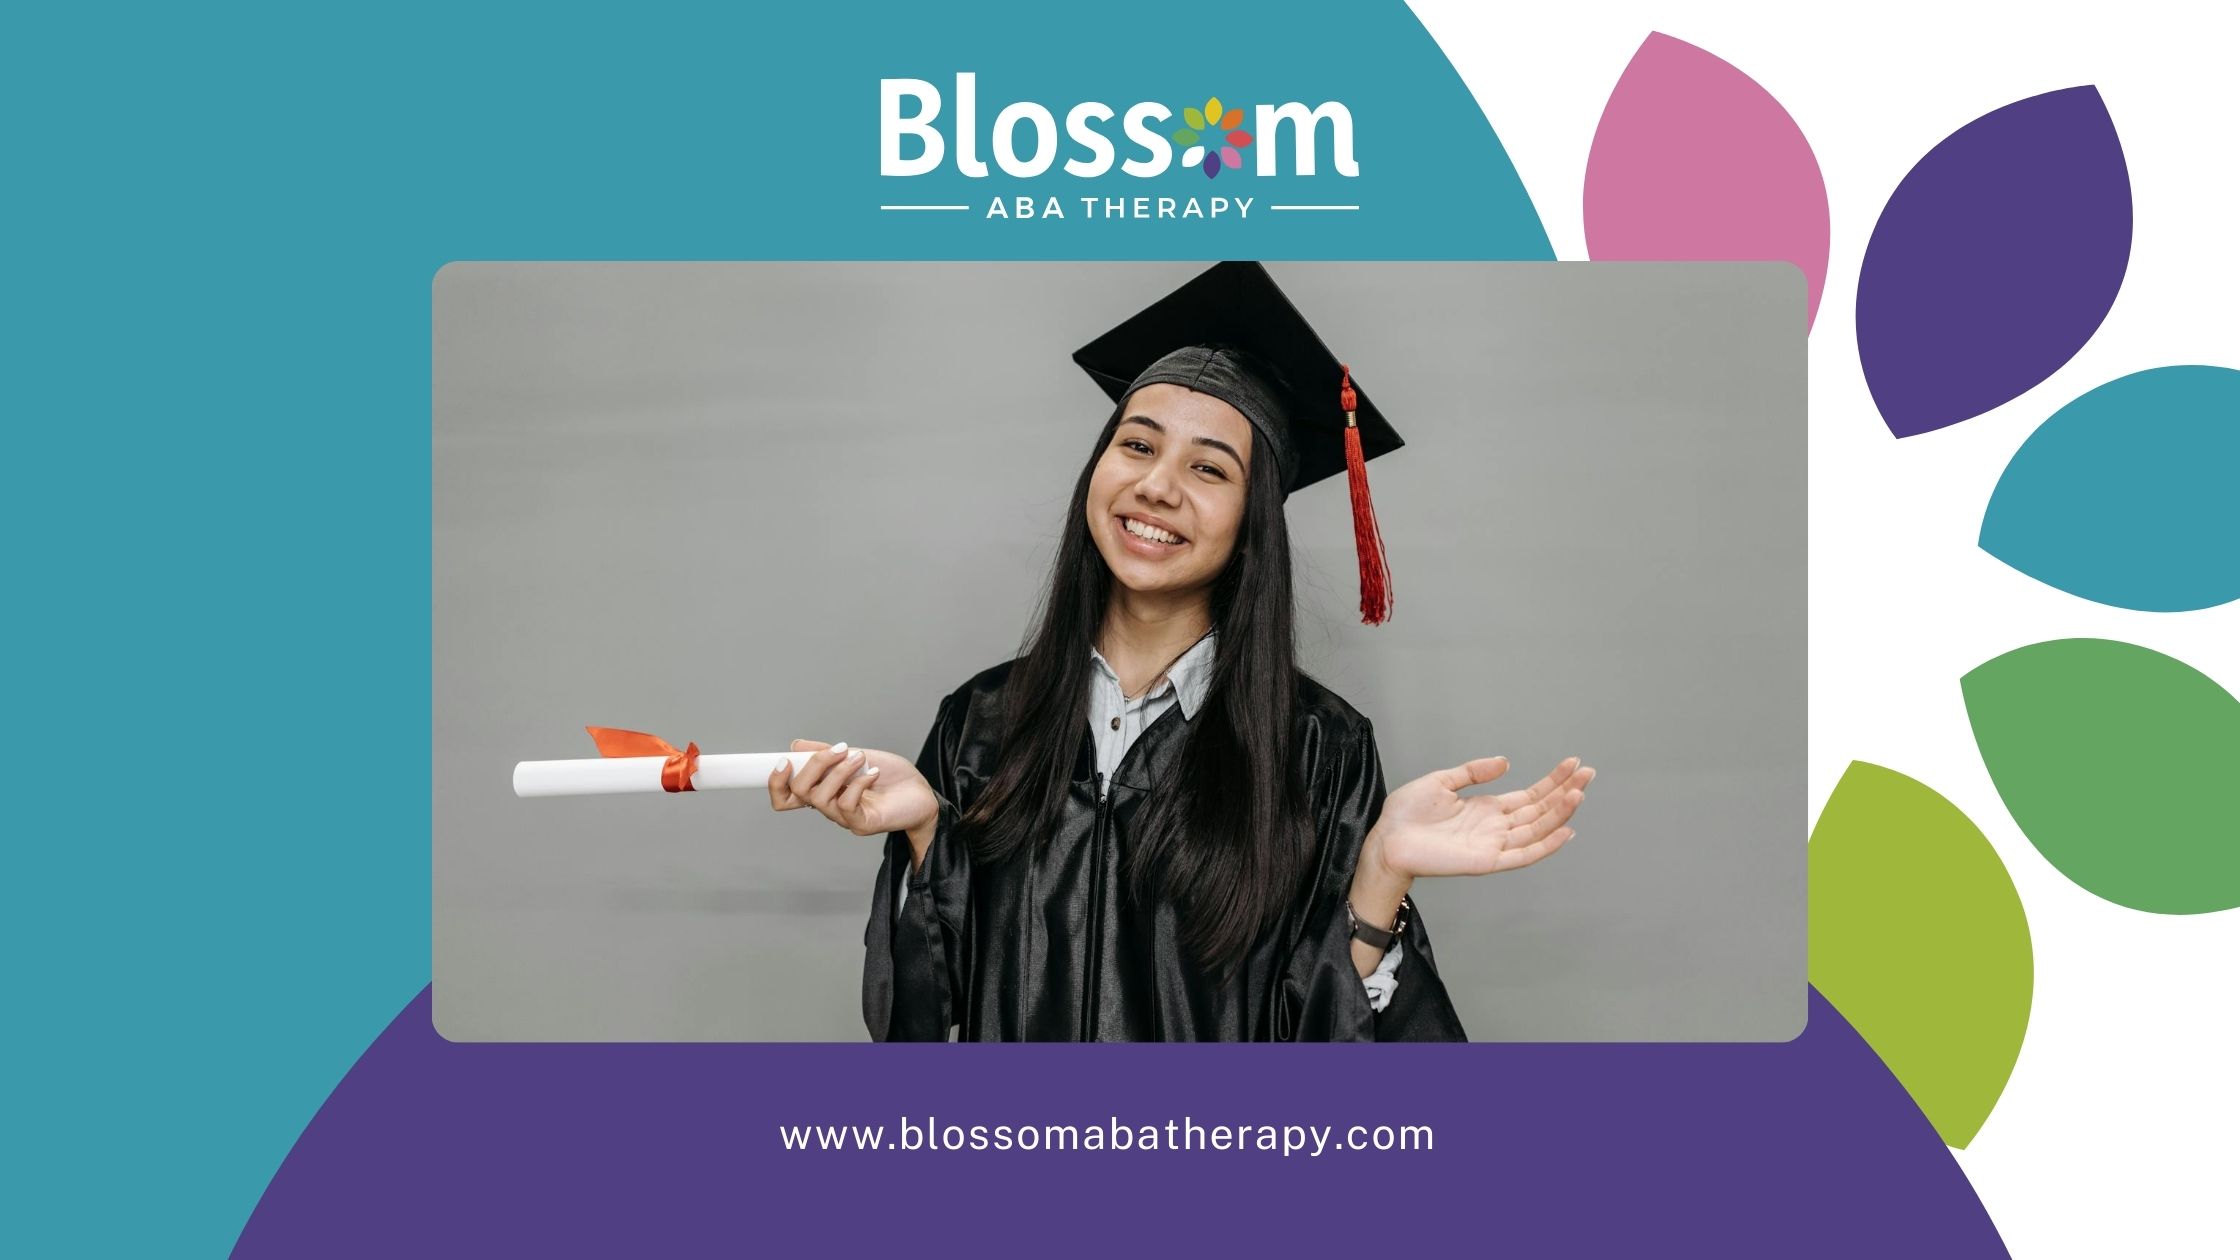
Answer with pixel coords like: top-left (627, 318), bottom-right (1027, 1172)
top-left (513, 751), bottom-right (820, 798)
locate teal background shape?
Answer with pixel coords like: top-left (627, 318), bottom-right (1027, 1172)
top-left (4, 2), bottom-right (1547, 1254)
top-left (1981, 365), bottom-right (2240, 612)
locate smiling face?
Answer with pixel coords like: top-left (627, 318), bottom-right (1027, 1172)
top-left (1084, 382), bottom-right (1255, 600)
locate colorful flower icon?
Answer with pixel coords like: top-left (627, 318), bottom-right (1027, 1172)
top-left (1172, 95), bottom-right (1253, 178)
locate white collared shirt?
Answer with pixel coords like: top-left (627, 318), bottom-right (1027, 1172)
top-left (1086, 630), bottom-right (1218, 784)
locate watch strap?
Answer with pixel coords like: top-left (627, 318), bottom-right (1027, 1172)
top-left (1346, 895), bottom-right (1409, 951)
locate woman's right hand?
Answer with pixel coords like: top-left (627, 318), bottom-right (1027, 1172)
top-left (768, 739), bottom-right (941, 859)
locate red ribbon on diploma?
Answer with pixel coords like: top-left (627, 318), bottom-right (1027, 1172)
top-left (584, 726), bottom-right (700, 792)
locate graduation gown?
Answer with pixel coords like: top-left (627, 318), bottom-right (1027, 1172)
top-left (861, 659), bottom-right (1469, 1041)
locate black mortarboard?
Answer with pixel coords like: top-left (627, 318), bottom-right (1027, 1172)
top-left (1072, 261), bottom-right (1400, 624)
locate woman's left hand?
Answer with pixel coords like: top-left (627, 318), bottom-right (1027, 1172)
top-left (1369, 756), bottom-right (1595, 881)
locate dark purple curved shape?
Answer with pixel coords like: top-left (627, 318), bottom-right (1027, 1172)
top-left (233, 988), bottom-right (2005, 1257)
top-left (1857, 86), bottom-right (2130, 438)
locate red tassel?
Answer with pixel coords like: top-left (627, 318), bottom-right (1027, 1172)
top-left (1340, 366), bottom-right (1392, 625)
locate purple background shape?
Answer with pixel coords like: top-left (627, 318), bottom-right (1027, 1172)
top-left (1855, 86), bottom-right (2131, 438)
top-left (233, 988), bottom-right (2007, 1257)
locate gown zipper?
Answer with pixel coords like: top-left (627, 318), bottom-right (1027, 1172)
top-left (1082, 770), bottom-right (1111, 1040)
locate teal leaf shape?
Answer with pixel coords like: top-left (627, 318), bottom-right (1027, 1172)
top-left (1981, 365), bottom-right (2240, 611)
top-left (1809, 762), bottom-right (2032, 1148)
top-left (1965, 638), bottom-right (2240, 912)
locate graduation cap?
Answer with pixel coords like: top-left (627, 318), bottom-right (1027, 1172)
top-left (1072, 261), bottom-right (1400, 625)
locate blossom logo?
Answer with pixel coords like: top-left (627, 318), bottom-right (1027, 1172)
top-left (877, 74), bottom-right (1355, 180)
top-left (877, 73), bottom-right (1357, 221)
top-left (1173, 95), bottom-right (1253, 178)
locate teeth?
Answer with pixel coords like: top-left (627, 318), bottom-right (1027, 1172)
top-left (1124, 518), bottom-right (1181, 544)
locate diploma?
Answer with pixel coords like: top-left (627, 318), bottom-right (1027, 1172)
top-left (513, 749), bottom-right (819, 797)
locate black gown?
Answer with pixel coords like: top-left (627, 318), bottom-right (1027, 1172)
top-left (861, 659), bottom-right (1468, 1041)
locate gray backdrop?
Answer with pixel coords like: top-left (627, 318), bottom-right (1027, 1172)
top-left (433, 262), bottom-right (1806, 1042)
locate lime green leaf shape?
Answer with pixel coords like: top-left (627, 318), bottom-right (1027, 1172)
top-left (1964, 637), bottom-right (2240, 913)
top-left (1809, 761), bottom-right (2032, 1148)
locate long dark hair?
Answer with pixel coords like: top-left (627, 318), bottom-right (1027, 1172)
top-left (955, 393), bottom-right (1307, 978)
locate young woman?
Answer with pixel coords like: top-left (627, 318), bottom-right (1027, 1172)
top-left (767, 264), bottom-right (1594, 1041)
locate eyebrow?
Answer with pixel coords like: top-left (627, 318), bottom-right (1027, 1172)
top-left (1120, 415), bottom-right (1246, 470)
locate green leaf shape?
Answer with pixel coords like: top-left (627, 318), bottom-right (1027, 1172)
top-left (1184, 107), bottom-right (1206, 130)
top-left (1964, 637), bottom-right (2240, 913)
top-left (1171, 127), bottom-right (1199, 145)
top-left (1809, 761), bottom-right (2032, 1148)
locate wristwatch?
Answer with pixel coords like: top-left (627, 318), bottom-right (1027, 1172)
top-left (1345, 895), bottom-right (1410, 951)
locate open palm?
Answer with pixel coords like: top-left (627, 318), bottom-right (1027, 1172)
top-left (1375, 756), bottom-right (1595, 879)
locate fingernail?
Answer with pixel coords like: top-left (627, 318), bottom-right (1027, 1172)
top-left (831, 742), bottom-right (849, 754)
top-left (864, 766), bottom-right (880, 777)
top-left (846, 750), bottom-right (862, 763)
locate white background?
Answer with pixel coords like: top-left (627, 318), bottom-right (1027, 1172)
top-left (1409, 2), bottom-right (2239, 1254)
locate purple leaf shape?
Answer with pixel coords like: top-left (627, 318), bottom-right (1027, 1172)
top-left (1857, 87), bottom-right (2131, 438)
top-left (1203, 151), bottom-right (1220, 177)
top-left (1586, 32), bottom-right (1830, 328)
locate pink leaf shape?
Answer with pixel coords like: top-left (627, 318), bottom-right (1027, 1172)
top-left (1585, 32), bottom-right (1831, 328)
